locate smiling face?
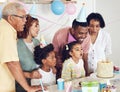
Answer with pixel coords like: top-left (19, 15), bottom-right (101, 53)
top-left (72, 26), bottom-right (88, 43)
top-left (89, 19), bottom-right (100, 34)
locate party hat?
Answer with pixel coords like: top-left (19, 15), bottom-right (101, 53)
top-left (40, 35), bottom-right (47, 48)
top-left (76, 3), bottom-right (87, 26)
top-left (29, 2), bottom-right (37, 18)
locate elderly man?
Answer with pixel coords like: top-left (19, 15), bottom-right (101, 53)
top-left (0, 2), bottom-right (41, 92)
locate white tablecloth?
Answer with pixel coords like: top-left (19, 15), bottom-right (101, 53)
top-left (47, 73), bottom-right (120, 92)
top-left (90, 73), bottom-right (120, 91)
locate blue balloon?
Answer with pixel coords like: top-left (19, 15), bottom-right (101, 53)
top-left (51, 0), bottom-right (65, 15)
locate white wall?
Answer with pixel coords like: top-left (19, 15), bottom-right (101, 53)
top-left (96, 0), bottom-right (120, 66)
top-left (1, 0), bottom-right (119, 66)
top-left (27, 0), bottom-right (95, 42)
top-left (2, 0), bottom-right (119, 66)
top-left (36, 0), bottom-right (120, 66)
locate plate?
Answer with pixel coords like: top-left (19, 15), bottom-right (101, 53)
top-left (90, 73), bottom-right (115, 79)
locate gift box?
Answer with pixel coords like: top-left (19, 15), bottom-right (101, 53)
top-left (81, 81), bottom-right (99, 92)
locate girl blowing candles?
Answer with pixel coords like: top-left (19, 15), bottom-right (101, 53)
top-left (61, 41), bottom-right (85, 81)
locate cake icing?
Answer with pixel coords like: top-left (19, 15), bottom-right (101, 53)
top-left (97, 61), bottom-right (113, 78)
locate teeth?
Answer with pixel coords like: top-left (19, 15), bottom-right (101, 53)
top-left (79, 39), bottom-right (84, 41)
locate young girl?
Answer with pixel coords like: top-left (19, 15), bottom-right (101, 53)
top-left (31, 44), bottom-right (56, 86)
top-left (61, 41), bottom-right (85, 81)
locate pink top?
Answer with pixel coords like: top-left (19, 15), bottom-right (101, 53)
top-left (52, 27), bottom-right (90, 79)
top-left (52, 27), bottom-right (90, 54)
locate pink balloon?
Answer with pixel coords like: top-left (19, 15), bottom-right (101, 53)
top-left (66, 3), bottom-right (76, 15)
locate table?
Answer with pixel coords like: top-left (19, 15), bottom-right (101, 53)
top-left (47, 73), bottom-right (120, 92)
top-left (90, 73), bottom-right (120, 92)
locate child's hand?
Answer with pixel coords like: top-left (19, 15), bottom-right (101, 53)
top-left (51, 67), bottom-right (57, 74)
top-left (30, 70), bottom-right (42, 79)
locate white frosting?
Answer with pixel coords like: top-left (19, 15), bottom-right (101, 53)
top-left (97, 61), bottom-right (113, 78)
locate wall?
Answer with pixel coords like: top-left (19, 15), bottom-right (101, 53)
top-left (2, 0), bottom-right (119, 66)
top-left (29, 0), bottom-right (95, 42)
top-left (37, 0), bottom-right (120, 66)
top-left (96, 0), bottom-right (120, 66)
top-left (0, 0), bottom-right (95, 44)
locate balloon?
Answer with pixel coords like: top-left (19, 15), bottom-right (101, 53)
top-left (51, 0), bottom-right (65, 15)
top-left (66, 3), bottom-right (76, 15)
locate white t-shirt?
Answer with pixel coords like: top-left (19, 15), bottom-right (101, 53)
top-left (24, 41), bottom-right (35, 53)
top-left (31, 68), bottom-right (56, 86)
top-left (24, 41), bottom-right (40, 68)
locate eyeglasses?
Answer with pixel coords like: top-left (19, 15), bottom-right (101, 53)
top-left (12, 14), bottom-right (27, 20)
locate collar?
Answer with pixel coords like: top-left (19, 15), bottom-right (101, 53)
top-left (1, 18), bottom-right (17, 33)
top-left (68, 32), bottom-right (76, 43)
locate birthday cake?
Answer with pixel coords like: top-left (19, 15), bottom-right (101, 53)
top-left (97, 61), bottom-right (113, 78)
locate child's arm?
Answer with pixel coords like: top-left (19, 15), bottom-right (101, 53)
top-left (61, 63), bottom-right (72, 81)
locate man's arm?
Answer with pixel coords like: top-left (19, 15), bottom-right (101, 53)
top-left (24, 70), bottom-right (42, 79)
top-left (6, 61), bottom-right (41, 92)
top-left (83, 53), bottom-right (89, 76)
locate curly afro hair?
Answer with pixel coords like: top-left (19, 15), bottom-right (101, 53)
top-left (34, 44), bottom-right (54, 65)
